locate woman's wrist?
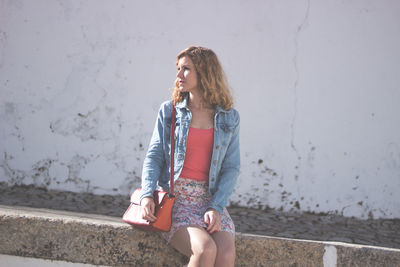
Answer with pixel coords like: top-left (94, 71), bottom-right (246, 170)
top-left (206, 208), bottom-right (219, 214)
top-left (140, 196), bottom-right (154, 205)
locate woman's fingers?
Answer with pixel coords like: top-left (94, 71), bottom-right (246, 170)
top-left (204, 212), bottom-right (211, 226)
top-left (207, 216), bottom-right (215, 232)
top-left (141, 197), bottom-right (157, 222)
top-left (204, 209), bottom-right (221, 234)
top-left (144, 206), bottom-right (157, 222)
top-left (209, 218), bottom-right (221, 233)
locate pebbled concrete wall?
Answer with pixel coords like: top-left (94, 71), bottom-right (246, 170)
top-left (1, 205), bottom-right (400, 267)
top-left (0, 0), bottom-right (400, 219)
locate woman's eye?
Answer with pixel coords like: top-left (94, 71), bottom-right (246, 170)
top-left (177, 66), bottom-right (189, 72)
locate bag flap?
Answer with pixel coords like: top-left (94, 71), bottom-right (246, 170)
top-left (130, 188), bottom-right (169, 205)
top-left (130, 188), bottom-right (142, 204)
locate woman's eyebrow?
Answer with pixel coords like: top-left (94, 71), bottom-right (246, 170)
top-left (177, 64), bottom-right (191, 68)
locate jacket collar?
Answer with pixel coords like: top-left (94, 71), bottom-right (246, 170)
top-left (175, 95), bottom-right (229, 114)
top-left (175, 96), bottom-right (188, 110)
top-left (216, 105), bottom-right (229, 114)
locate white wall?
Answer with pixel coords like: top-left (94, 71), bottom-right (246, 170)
top-left (0, 0), bottom-right (399, 219)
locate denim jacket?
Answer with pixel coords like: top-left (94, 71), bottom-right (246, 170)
top-left (140, 97), bottom-right (240, 214)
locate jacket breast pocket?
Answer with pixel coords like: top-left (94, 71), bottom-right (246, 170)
top-left (217, 124), bottom-right (235, 146)
top-left (218, 123), bottom-right (235, 133)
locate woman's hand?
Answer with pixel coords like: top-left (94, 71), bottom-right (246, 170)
top-left (141, 197), bottom-right (157, 222)
top-left (204, 208), bottom-right (221, 234)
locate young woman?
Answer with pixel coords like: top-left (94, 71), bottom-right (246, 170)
top-left (139, 46), bottom-right (240, 267)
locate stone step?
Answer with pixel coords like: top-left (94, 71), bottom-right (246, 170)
top-left (0, 205), bottom-right (399, 267)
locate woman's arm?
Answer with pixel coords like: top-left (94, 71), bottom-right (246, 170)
top-left (139, 102), bottom-right (169, 203)
top-left (208, 111), bottom-right (240, 214)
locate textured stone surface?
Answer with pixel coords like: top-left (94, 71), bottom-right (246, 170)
top-left (1, 205), bottom-right (400, 267)
top-left (0, 205), bottom-right (186, 266)
top-left (1, 183), bottom-right (399, 250)
top-left (336, 245), bottom-right (400, 267)
top-left (235, 233), bottom-right (324, 267)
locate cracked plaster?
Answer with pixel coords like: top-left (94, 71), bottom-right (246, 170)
top-left (1, 0), bottom-right (400, 219)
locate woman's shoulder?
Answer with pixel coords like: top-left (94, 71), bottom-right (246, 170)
top-left (160, 99), bottom-right (173, 109)
top-left (228, 107), bottom-right (239, 119)
top-left (228, 108), bottom-right (240, 127)
top-left (217, 106), bottom-right (240, 126)
top-left (158, 100), bottom-right (173, 115)
top-left (220, 106), bottom-right (239, 117)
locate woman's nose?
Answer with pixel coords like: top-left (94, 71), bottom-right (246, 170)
top-left (176, 69), bottom-right (183, 79)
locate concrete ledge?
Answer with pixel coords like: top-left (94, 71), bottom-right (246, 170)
top-left (0, 205), bottom-right (399, 266)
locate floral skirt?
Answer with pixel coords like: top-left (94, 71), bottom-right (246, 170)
top-left (160, 177), bottom-right (235, 243)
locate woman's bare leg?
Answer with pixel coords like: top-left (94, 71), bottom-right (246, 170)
top-left (211, 231), bottom-right (235, 267)
top-left (170, 226), bottom-right (217, 267)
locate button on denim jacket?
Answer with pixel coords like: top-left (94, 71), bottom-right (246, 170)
top-left (140, 97), bottom-right (240, 214)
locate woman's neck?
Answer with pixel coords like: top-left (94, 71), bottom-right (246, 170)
top-left (189, 91), bottom-right (213, 110)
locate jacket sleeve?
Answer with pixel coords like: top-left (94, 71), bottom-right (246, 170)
top-left (139, 102), bottom-right (169, 203)
top-left (208, 110), bottom-right (240, 214)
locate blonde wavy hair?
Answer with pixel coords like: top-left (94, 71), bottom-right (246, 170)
top-left (172, 46), bottom-right (233, 110)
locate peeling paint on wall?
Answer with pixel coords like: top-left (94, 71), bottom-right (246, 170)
top-left (50, 104), bottom-right (121, 142)
top-left (1, 0), bottom-right (399, 219)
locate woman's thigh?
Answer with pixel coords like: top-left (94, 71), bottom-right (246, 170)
top-left (169, 226), bottom-right (216, 257)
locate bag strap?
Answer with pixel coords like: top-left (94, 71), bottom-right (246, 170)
top-left (169, 104), bottom-right (176, 196)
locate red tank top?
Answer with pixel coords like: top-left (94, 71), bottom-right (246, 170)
top-left (179, 127), bottom-right (214, 181)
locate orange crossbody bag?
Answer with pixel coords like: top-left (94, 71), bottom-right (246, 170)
top-left (122, 104), bottom-right (176, 232)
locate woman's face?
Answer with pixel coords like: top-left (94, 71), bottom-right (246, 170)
top-left (176, 56), bottom-right (198, 93)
